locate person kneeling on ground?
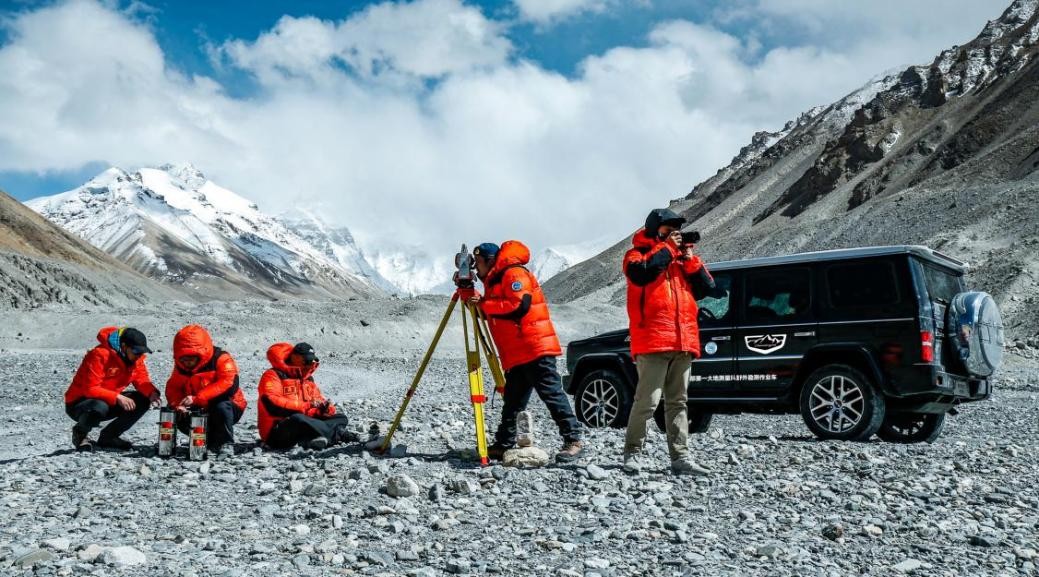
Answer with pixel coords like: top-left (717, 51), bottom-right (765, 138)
top-left (65, 327), bottom-right (160, 451)
top-left (465, 241), bottom-right (584, 463)
top-left (258, 342), bottom-right (355, 450)
top-left (165, 325), bottom-right (247, 458)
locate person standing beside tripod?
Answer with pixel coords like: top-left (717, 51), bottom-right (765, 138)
top-left (622, 208), bottom-right (712, 476)
top-left (463, 241), bottom-right (585, 463)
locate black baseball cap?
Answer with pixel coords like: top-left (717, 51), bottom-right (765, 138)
top-left (293, 342), bottom-right (319, 364)
top-left (120, 328), bottom-right (152, 355)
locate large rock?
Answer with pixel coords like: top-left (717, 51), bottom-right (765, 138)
top-left (503, 447), bottom-right (550, 468)
top-left (102, 546), bottom-right (147, 567)
top-left (385, 475), bottom-right (420, 498)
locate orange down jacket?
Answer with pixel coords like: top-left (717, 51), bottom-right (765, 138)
top-left (65, 327), bottom-right (157, 405)
top-left (165, 325), bottom-right (246, 411)
top-left (479, 240), bottom-right (562, 371)
top-left (623, 229), bottom-right (704, 357)
top-left (257, 342), bottom-right (334, 441)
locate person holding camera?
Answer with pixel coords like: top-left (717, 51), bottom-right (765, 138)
top-left (621, 208), bottom-right (712, 476)
top-left (463, 241), bottom-right (585, 463)
top-left (258, 342), bottom-right (355, 450)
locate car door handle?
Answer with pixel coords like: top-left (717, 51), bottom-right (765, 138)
top-left (793, 331), bottom-right (815, 337)
top-left (711, 336), bottom-right (731, 341)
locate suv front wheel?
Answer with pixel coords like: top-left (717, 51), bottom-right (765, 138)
top-left (799, 365), bottom-right (885, 441)
top-left (574, 369), bottom-right (632, 429)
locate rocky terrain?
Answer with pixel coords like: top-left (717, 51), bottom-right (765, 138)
top-left (0, 187), bottom-right (179, 310)
top-left (0, 300), bottom-right (1037, 576)
top-left (546, 0), bottom-right (1039, 339)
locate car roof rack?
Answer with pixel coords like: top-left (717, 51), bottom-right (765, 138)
top-left (707, 245), bottom-right (969, 272)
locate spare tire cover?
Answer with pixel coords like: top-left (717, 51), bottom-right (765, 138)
top-left (948, 292), bottom-right (1004, 378)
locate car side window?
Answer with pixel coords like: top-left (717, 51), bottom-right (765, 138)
top-left (697, 273), bottom-right (732, 326)
top-left (827, 260), bottom-right (902, 313)
top-left (744, 268), bottom-right (811, 323)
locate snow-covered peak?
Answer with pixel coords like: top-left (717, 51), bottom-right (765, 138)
top-left (27, 165), bottom-right (385, 298)
top-left (532, 237), bottom-right (613, 282)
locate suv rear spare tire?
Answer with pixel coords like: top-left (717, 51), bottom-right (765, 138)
top-left (799, 365), bottom-right (885, 441)
top-left (948, 291), bottom-right (1004, 378)
top-left (876, 413), bottom-right (945, 443)
top-left (574, 369), bottom-right (632, 429)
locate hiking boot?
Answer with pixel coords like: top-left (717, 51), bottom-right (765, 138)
top-left (671, 458), bottom-right (711, 477)
top-left (73, 428), bottom-right (94, 452)
top-left (96, 435), bottom-right (132, 451)
top-left (622, 452), bottom-right (645, 474)
top-left (555, 440), bottom-right (584, 463)
top-left (331, 425), bottom-right (360, 445)
top-left (487, 444), bottom-right (510, 461)
top-left (213, 444), bottom-right (235, 458)
top-left (306, 436), bottom-right (330, 451)
top-left (516, 411), bottom-right (535, 448)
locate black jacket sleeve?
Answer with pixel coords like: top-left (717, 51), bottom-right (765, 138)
top-left (625, 247), bottom-right (674, 287)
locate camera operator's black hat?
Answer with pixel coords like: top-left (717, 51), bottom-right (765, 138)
top-left (644, 208), bottom-right (686, 237)
top-left (293, 342), bottom-right (319, 364)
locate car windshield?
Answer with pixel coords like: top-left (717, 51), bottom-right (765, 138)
top-left (921, 263), bottom-right (964, 303)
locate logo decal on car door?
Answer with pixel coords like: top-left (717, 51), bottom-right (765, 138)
top-left (744, 334), bottom-right (787, 355)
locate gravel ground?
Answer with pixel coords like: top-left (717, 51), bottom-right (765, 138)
top-left (0, 303), bottom-right (1037, 577)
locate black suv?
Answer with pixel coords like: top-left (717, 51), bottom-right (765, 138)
top-left (563, 246), bottom-right (1004, 443)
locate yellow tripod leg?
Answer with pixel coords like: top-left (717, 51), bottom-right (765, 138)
top-left (474, 310), bottom-right (507, 395)
top-left (379, 295), bottom-right (459, 454)
top-left (463, 303), bottom-right (490, 466)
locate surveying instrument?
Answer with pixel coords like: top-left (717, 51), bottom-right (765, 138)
top-left (377, 244), bottom-right (507, 466)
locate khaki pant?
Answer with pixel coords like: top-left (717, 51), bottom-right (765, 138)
top-left (624, 351), bottom-right (691, 462)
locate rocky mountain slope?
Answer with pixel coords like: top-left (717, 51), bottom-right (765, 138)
top-left (545, 0), bottom-right (1039, 338)
top-left (27, 165), bottom-right (386, 301)
top-left (0, 188), bottom-right (178, 309)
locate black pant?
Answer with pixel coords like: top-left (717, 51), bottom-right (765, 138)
top-left (66, 390), bottom-right (150, 440)
top-left (266, 413), bottom-right (351, 449)
top-left (494, 356), bottom-right (581, 447)
top-left (174, 399), bottom-right (243, 449)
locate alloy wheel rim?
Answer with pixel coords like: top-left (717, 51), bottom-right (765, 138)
top-left (580, 379), bottom-right (620, 427)
top-left (809, 375), bottom-right (865, 433)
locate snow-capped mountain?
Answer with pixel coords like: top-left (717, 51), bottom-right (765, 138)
top-left (26, 164), bottom-right (384, 300)
top-left (360, 245), bottom-right (456, 296)
top-left (532, 237), bottom-right (614, 282)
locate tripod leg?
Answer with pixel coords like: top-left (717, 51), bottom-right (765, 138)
top-left (463, 303), bottom-right (490, 466)
top-left (379, 296), bottom-right (459, 454)
top-left (475, 310), bottom-right (508, 396)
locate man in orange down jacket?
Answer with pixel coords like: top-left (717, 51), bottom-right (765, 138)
top-left (258, 342), bottom-right (356, 450)
top-left (466, 241), bottom-right (584, 463)
top-left (65, 327), bottom-right (160, 451)
top-left (165, 325), bottom-right (246, 458)
top-left (622, 208), bottom-right (712, 476)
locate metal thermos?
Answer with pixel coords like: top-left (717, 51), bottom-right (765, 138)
top-left (189, 411), bottom-right (208, 461)
top-left (157, 407), bottom-right (177, 458)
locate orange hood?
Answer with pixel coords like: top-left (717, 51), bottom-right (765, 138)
top-left (487, 240), bottom-right (531, 281)
top-left (631, 228), bottom-right (659, 250)
top-left (267, 342), bottom-right (317, 379)
top-left (173, 325), bottom-right (214, 371)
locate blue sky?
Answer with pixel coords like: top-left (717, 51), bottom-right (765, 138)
top-left (0, 0), bottom-right (1010, 252)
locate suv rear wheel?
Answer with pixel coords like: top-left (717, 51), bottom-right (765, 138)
top-left (574, 369), bottom-right (632, 429)
top-left (654, 402), bottom-right (714, 434)
top-left (799, 365), bottom-right (885, 441)
top-left (876, 413), bottom-right (945, 443)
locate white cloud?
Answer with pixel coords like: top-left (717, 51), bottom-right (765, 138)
top-left (512, 0), bottom-right (610, 24)
top-left (0, 0), bottom-right (1016, 268)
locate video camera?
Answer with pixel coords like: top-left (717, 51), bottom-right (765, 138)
top-left (455, 244), bottom-right (475, 289)
top-left (680, 231), bottom-right (701, 246)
